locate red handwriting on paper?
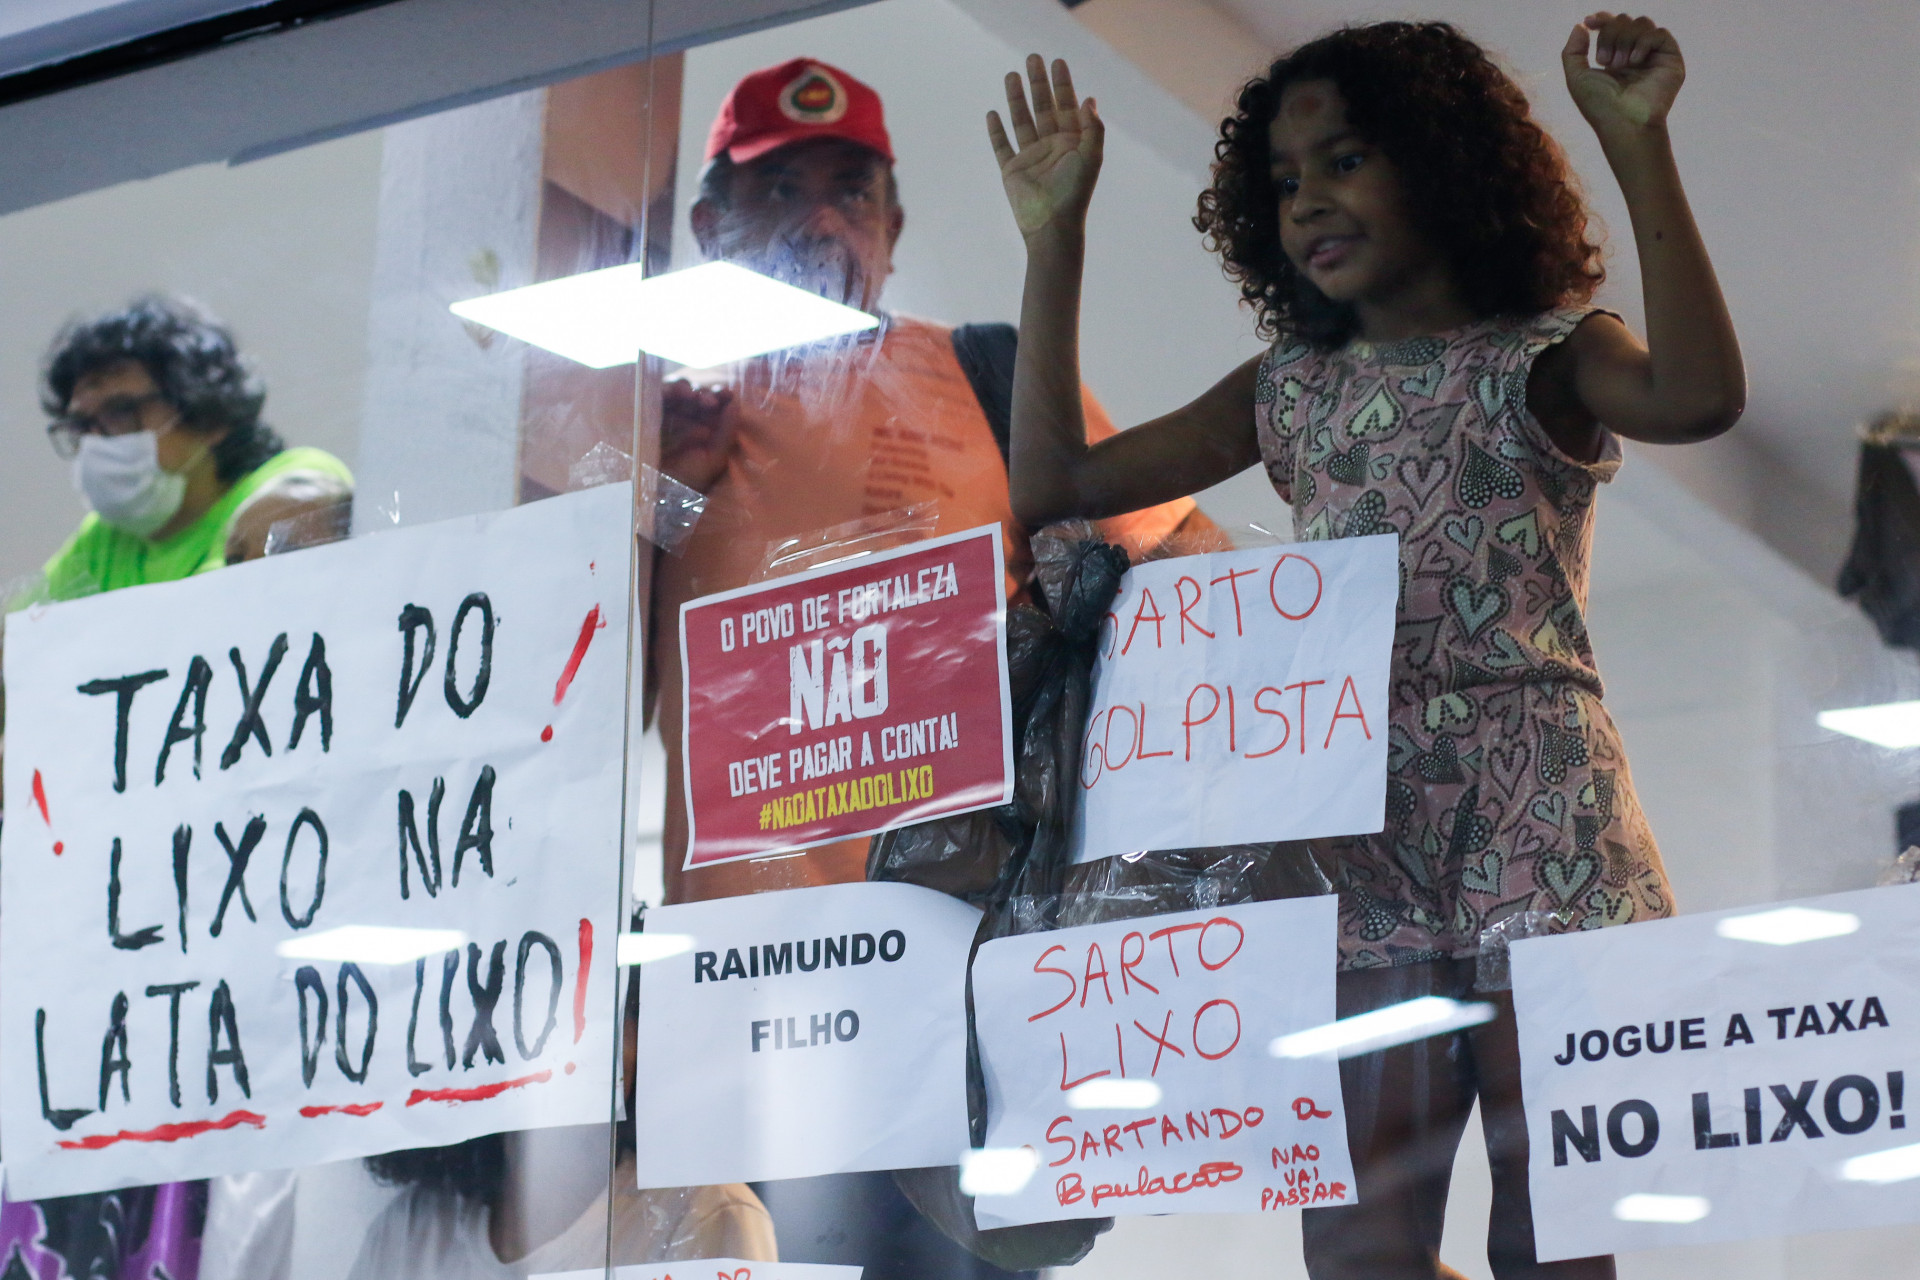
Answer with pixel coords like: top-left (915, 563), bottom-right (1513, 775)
top-left (1293, 1096), bottom-right (1333, 1120)
top-left (1081, 676), bottom-right (1372, 787)
top-left (299, 1102), bottom-right (384, 1118)
top-left (56, 1109), bottom-right (265, 1150)
top-left (30, 769), bottom-right (61, 854)
top-left (1029, 918), bottom-right (1248, 1088)
top-left (573, 917), bottom-right (593, 1043)
top-left (543, 605), bottom-right (605, 742)
top-left (1266, 1139), bottom-right (1347, 1205)
top-left (405, 1069), bottom-right (553, 1107)
top-left (1083, 550), bottom-right (1375, 789)
top-left (1052, 1159), bottom-right (1244, 1208)
top-left (1260, 1175), bottom-right (1349, 1208)
top-left (1101, 554), bottom-right (1324, 661)
top-left (1046, 1106), bottom-right (1267, 1167)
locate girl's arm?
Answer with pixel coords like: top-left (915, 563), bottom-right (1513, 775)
top-left (1548, 13), bottom-right (1745, 449)
top-left (989, 56), bottom-right (1259, 527)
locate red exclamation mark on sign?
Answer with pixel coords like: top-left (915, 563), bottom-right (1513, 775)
top-left (31, 770), bottom-right (61, 854)
top-left (573, 918), bottom-right (593, 1044)
top-left (542, 605), bottom-right (605, 742)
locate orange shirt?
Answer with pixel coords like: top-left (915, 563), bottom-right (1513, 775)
top-left (654, 317), bottom-right (1193, 904)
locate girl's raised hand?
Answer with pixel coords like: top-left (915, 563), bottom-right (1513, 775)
top-left (1562, 12), bottom-right (1685, 135)
top-left (987, 54), bottom-right (1104, 242)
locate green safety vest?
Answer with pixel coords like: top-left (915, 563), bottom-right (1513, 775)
top-left (40, 446), bottom-right (353, 601)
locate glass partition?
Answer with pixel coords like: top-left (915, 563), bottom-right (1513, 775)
top-left (4, 2), bottom-right (1920, 1279)
top-left (0, 23), bottom-right (683, 1280)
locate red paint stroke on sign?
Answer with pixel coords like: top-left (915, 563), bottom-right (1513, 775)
top-left (554, 606), bottom-right (604, 704)
top-left (31, 769), bottom-right (61, 854)
top-left (406, 1070), bottom-right (552, 1107)
top-left (544, 605), bottom-right (605, 740)
top-left (299, 1102), bottom-right (384, 1118)
top-left (574, 917), bottom-right (593, 1043)
top-left (57, 1109), bottom-right (265, 1150)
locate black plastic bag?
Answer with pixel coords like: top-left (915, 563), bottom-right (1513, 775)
top-left (870, 526), bottom-right (1335, 1268)
top-left (869, 523), bottom-right (1124, 1268)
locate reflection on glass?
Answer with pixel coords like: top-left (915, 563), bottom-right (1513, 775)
top-left (1714, 907), bottom-right (1861, 947)
top-left (452, 260), bottom-right (878, 370)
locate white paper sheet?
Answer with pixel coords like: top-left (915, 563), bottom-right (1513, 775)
top-left (1513, 883), bottom-right (1920, 1259)
top-left (1070, 537), bottom-right (1397, 864)
top-left (631, 881), bottom-right (978, 1188)
top-left (1, 485), bottom-right (632, 1198)
top-left (536, 1263), bottom-right (860, 1280)
top-left (969, 897), bottom-right (1352, 1226)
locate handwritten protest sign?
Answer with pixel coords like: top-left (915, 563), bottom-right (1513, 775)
top-left (537, 1263), bottom-right (861, 1280)
top-left (1, 486), bottom-right (631, 1199)
top-left (1513, 883), bottom-right (1920, 1259)
top-left (969, 897), bottom-right (1352, 1227)
top-left (632, 881), bottom-right (979, 1187)
top-left (679, 525), bottom-right (1011, 869)
top-left (1070, 537), bottom-right (1396, 864)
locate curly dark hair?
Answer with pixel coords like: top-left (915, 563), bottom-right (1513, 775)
top-left (1194, 21), bottom-right (1603, 348)
top-left (364, 1131), bottom-right (509, 1204)
top-left (41, 295), bottom-right (284, 483)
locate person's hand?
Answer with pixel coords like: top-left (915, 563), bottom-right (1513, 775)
top-left (659, 379), bottom-right (737, 494)
top-left (1563, 13), bottom-right (1685, 136)
top-left (986, 55), bottom-right (1104, 243)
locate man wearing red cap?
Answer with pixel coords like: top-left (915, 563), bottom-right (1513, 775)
top-left (653, 57), bottom-right (1213, 906)
top-left (651, 68), bottom-right (1205, 1272)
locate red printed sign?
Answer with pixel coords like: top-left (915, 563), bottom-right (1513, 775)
top-left (680, 524), bottom-right (1012, 868)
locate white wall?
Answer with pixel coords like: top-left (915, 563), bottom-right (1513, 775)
top-left (0, 128), bottom-right (383, 586)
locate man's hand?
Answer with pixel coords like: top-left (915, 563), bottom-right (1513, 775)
top-left (660, 379), bottom-right (738, 495)
top-left (986, 55), bottom-right (1104, 243)
top-left (1563, 12), bottom-right (1685, 137)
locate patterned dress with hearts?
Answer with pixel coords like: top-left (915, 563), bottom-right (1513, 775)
top-left (1254, 306), bottom-right (1672, 970)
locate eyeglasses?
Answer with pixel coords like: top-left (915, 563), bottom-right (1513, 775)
top-left (46, 393), bottom-right (170, 460)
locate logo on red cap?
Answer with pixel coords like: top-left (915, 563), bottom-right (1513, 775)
top-left (705, 57), bottom-right (894, 165)
top-left (779, 66), bottom-right (848, 124)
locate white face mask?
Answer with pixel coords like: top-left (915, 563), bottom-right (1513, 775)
top-left (70, 430), bottom-right (193, 538)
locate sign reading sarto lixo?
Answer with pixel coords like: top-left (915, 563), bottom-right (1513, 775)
top-left (679, 525), bottom-right (1012, 868)
top-left (970, 897), bottom-right (1353, 1227)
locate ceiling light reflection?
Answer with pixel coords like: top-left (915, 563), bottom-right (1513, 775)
top-left (1269, 995), bottom-right (1495, 1061)
top-left (618, 933), bottom-right (695, 965)
top-left (1612, 1193), bottom-right (1710, 1223)
top-left (1714, 906), bottom-right (1859, 946)
top-left (449, 260), bottom-right (878, 369)
top-left (276, 925), bottom-right (466, 965)
top-left (959, 1146), bottom-right (1041, 1196)
top-left (1067, 1079), bottom-right (1164, 1110)
top-left (1817, 701), bottom-right (1920, 749)
top-left (1840, 1143), bottom-right (1920, 1184)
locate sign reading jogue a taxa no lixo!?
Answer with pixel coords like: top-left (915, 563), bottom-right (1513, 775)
top-left (2, 486), bottom-right (631, 1198)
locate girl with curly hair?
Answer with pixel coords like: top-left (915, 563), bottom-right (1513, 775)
top-left (987, 13), bottom-right (1742, 1278)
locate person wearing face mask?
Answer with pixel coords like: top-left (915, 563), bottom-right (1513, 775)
top-left (38, 294), bottom-right (352, 602)
top-left (0, 296), bottom-right (351, 1280)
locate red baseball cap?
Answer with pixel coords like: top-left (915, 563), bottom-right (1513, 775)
top-left (704, 58), bottom-right (894, 166)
